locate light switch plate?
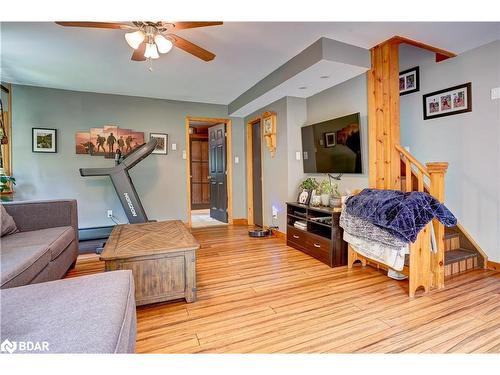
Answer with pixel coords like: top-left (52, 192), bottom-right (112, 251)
top-left (295, 151), bottom-right (301, 161)
top-left (182, 150), bottom-right (186, 159)
top-left (491, 87), bottom-right (500, 100)
top-left (171, 143), bottom-right (177, 151)
top-left (234, 156), bottom-right (239, 164)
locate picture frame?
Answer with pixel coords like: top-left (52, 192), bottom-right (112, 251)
top-left (422, 82), bottom-right (472, 120)
top-left (32, 128), bottom-right (57, 153)
top-left (150, 133), bottom-right (168, 155)
top-left (324, 132), bottom-right (337, 147)
top-left (297, 188), bottom-right (312, 206)
top-left (399, 66), bottom-right (420, 96)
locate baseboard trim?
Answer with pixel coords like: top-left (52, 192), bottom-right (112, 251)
top-left (233, 218), bottom-right (248, 226)
top-left (487, 260), bottom-right (500, 271)
top-left (273, 229), bottom-right (286, 240)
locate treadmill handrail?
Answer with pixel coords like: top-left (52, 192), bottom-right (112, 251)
top-left (79, 167), bottom-right (115, 177)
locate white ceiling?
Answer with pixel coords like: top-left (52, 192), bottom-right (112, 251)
top-left (1, 22), bottom-right (499, 105)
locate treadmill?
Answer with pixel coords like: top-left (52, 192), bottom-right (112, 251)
top-left (79, 138), bottom-right (157, 224)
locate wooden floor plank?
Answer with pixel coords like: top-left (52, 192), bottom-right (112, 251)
top-left (67, 225), bottom-right (500, 354)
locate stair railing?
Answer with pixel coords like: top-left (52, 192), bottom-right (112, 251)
top-left (394, 144), bottom-right (449, 293)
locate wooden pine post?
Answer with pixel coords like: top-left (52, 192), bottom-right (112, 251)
top-left (427, 162), bottom-right (448, 290)
top-left (367, 40), bottom-right (401, 189)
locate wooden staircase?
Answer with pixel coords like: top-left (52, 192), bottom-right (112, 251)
top-left (398, 150), bottom-right (486, 279)
top-left (443, 226), bottom-right (485, 276)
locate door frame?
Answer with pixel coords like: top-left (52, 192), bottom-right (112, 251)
top-left (246, 117), bottom-right (265, 226)
top-left (185, 116), bottom-right (233, 227)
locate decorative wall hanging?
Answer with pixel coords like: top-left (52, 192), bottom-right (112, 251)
top-left (33, 128), bottom-right (57, 153)
top-left (75, 125), bottom-right (145, 158)
top-left (150, 133), bottom-right (168, 154)
top-left (422, 82), bottom-right (472, 120)
top-left (399, 66), bottom-right (420, 95)
top-left (262, 111), bottom-right (277, 157)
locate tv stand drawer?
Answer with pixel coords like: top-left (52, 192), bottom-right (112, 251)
top-left (287, 226), bottom-right (331, 266)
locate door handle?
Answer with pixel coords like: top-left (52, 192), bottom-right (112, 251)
top-left (207, 176), bottom-right (212, 180)
top-left (218, 182), bottom-right (223, 185)
top-left (313, 243), bottom-right (321, 248)
top-left (293, 235), bottom-right (299, 239)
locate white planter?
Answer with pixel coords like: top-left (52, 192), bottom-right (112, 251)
top-left (320, 193), bottom-right (330, 206)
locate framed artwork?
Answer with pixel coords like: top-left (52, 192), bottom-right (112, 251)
top-left (262, 111), bottom-right (277, 157)
top-left (150, 133), bottom-right (168, 155)
top-left (324, 132), bottom-right (337, 147)
top-left (399, 66), bottom-right (420, 95)
top-left (297, 189), bottom-right (312, 206)
top-left (423, 82), bottom-right (472, 120)
top-left (32, 128), bottom-right (57, 153)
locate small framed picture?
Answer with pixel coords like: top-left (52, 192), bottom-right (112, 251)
top-left (32, 128), bottom-right (57, 153)
top-left (324, 132), bottom-right (337, 147)
top-left (399, 66), bottom-right (420, 95)
top-left (423, 82), bottom-right (472, 120)
top-left (150, 133), bottom-right (168, 154)
top-left (297, 189), bottom-right (312, 206)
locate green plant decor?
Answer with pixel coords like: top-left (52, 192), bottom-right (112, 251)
top-left (0, 175), bottom-right (16, 193)
top-left (318, 180), bottom-right (333, 195)
top-left (299, 177), bottom-right (319, 191)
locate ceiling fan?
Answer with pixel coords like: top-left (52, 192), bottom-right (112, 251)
top-left (55, 21), bottom-right (222, 62)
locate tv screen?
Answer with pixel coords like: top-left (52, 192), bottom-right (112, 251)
top-left (301, 112), bottom-right (362, 174)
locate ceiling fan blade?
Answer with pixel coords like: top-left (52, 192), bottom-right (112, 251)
top-left (173, 22), bottom-right (223, 30)
top-left (170, 34), bottom-right (215, 61)
top-left (55, 22), bottom-right (133, 30)
top-left (131, 42), bottom-right (147, 61)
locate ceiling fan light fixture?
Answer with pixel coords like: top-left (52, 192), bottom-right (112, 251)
top-left (125, 30), bottom-right (145, 49)
top-left (154, 34), bottom-right (173, 54)
top-left (144, 43), bottom-right (160, 59)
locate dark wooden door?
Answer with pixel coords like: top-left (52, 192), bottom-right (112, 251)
top-left (190, 139), bottom-right (210, 209)
top-left (208, 123), bottom-right (228, 222)
top-left (252, 122), bottom-right (263, 227)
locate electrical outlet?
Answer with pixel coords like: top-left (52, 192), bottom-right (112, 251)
top-left (272, 206), bottom-right (278, 219)
top-left (107, 210), bottom-right (113, 218)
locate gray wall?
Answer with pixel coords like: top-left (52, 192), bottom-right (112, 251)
top-left (305, 73), bottom-right (370, 192)
top-left (243, 74), bottom-right (369, 233)
top-left (11, 85), bottom-right (246, 228)
top-left (399, 40), bottom-right (500, 262)
top-left (244, 97), bottom-right (289, 231)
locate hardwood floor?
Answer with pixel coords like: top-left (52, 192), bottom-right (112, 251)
top-left (66, 225), bottom-right (500, 353)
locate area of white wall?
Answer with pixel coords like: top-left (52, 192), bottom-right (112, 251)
top-left (305, 73), bottom-right (370, 193)
top-left (11, 85), bottom-right (246, 228)
top-left (399, 40), bottom-right (500, 262)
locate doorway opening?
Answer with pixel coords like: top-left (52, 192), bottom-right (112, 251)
top-left (246, 117), bottom-right (264, 227)
top-left (185, 117), bottom-right (233, 228)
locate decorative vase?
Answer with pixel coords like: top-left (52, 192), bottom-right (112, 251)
top-left (329, 196), bottom-right (342, 208)
top-left (320, 193), bottom-right (330, 206)
top-left (310, 195), bottom-right (321, 207)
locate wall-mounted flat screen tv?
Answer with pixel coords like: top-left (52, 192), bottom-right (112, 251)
top-left (301, 112), bottom-right (362, 174)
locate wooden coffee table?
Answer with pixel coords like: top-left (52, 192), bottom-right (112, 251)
top-left (100, 220), bottom-right (200, 305)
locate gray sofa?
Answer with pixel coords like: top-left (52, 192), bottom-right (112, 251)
top-left (0, 270), bottom-right (137, 353)
top-left (1, 200), bottom-right (79, 289)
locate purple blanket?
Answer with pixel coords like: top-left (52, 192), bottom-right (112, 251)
top-left (345, 189), bottom-right (457, 243)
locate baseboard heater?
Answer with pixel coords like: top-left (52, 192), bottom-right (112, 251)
top-left (78, 226), bottom-right (114, 254)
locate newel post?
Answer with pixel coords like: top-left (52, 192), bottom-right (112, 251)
top-left (426, 162), bottom-right (448, 289)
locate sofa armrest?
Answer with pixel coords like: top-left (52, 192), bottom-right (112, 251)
top-left (3, 200), bottom-right (79, 240)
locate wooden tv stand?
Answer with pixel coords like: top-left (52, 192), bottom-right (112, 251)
top-left (286, 202), bottom-right (347, 267)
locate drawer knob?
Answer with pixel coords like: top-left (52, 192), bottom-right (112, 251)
top-left (293, 234), bottom-right (300, 239)
top-left (313, 243), bottom-right (321, 248)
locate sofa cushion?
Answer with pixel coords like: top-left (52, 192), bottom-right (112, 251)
top-left (1, 226), bottom-right (74, 261)
top-left (0, 241), bottom-right (52, 289)
top-left (1, 204), bottom-right (18, 237)
top-left (0, 271), bottom-right (137, 353)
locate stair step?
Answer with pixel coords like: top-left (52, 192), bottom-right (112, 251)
top-left (444, 226), bottom-right (460, 240)
top-left (444, 248), bottom-right (477, 264)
